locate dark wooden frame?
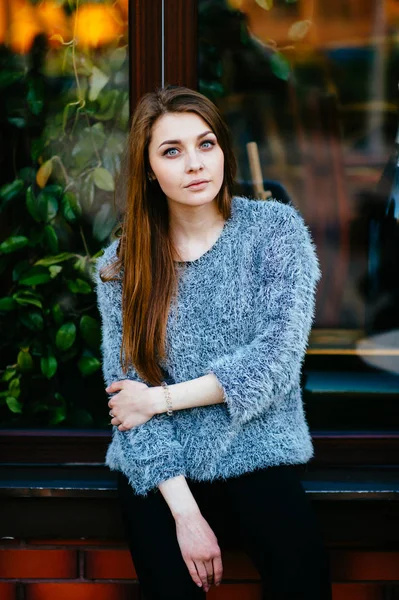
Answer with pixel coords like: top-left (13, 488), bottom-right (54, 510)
top-left (128, 0), bottom-right (197, 110)
top-left (1, 429), bottom-right (398, 466)
top-left (129, 0), bottom-right (162, 109)
top-left (164, 0), bottom-right (198, 88)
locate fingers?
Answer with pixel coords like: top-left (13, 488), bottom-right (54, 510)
top-left (212, 555), bottom-right (223, 586)
top-left (204, 559), bottom-right (215, 588)
top-left (186, 560), bottom-right (203, 589)
top-left (105, 380), bottom-right (125, 393)
top-left (195, 561), bottom-right (209, 592)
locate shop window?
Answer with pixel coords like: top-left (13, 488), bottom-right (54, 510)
top-left (0, 0), bottom-right (129, 427)
top-left (199, 0), bottom-right (399, 428)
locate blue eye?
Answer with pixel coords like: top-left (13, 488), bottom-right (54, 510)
top-left (164, 147), bottom-right (179, 157)
top-left (163, 139), bottom-right (215, 157)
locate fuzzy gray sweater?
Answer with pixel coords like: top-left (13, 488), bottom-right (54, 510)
top-left (94, 196), bottom-right (321, 496)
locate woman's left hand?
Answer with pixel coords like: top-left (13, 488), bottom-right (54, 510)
top-left (106, 380), bottom-right (153, 431)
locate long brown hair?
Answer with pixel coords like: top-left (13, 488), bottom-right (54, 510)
top-left (100, 85), bottom-right (237, 386)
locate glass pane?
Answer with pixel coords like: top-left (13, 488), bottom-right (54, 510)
top-left (198, 0), bottom-right (399, 386)
top-left (0, 0), bottom-right (129, 428)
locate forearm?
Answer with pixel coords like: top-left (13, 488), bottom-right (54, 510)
top-left (158, 474), bottom-right (201, 520)
top-left (149, 373), bottom-right (225, 416)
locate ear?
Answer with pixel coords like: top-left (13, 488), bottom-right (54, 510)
top-left (147, 171), bottom-right (157, 181)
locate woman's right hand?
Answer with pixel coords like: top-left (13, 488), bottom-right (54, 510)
top-left (175, 511), bottom-right (223, 592)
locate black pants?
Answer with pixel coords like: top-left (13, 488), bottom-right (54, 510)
top-left (117, 464), bottom-right (332, 600)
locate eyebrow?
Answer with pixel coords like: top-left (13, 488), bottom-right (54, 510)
top-left (158, 130), bottom-right (215, 149)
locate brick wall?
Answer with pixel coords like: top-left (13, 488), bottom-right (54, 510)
top-left (0, 539), bottom-right (399, 599)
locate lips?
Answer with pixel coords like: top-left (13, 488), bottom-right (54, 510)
top-left (185, 179), bottom-right (209, 188)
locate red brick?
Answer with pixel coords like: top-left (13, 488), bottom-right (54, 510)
top-left (0, 549), bottom-right (77, 579)
top-left (208, 583), bottom-right (262, 599)
top-left (222, 551), bottom-right (259, 580)
top-left (25, 583), bottom-right (139, 600)
top-left (330, 551), bottom-right (399, 581)
top-left (0, 582), bottom-right (16, 600)
top-left (85, 549), bottom-right (137, 579)
top-left (332, 583), bottom-right (384, 600)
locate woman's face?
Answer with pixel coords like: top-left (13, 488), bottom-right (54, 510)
top-left (148, 112), bottom-right (225, 208)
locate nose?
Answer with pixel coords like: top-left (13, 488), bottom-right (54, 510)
top-left (185, 149), bottom-right (203, 173)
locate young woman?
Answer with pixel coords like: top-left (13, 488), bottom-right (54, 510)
top-left (94, 85), bottom-right (332, 600)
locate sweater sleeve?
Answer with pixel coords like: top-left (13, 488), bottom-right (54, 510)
top-left (203, 203), bottom-right (321, 427)
top-left (93, 243), bottom-right (186, 496)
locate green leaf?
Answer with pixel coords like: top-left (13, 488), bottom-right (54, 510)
top-left (79, 173), bottom-right (95, 211)
top-left (0, 297), bottom-right (17, 311)
top-left (41, 354), bottom-right (58, 379)
top-left (20, 267), bottom-right (52, 286)
top-left (55, 322), bottom-right (76, 350)
top-left (6, 397), bottom-right (22, 414)
top-left (80, 315), bottom-right (101, 349)
top-left (8, 117), bottom-right (26, 129)
top-left (0, 71), bottom-right (24, 89)
top-left (0, 179), bottom-right (24, 202)
top-left (61, 192), bottom-right (82, 223)
top-left (27, 78), bottom-right (44, 115)
top-left (37, 190), bottom-right (59, 221)
top-left (17, 350), bottom-right (34, 372)
top-left (117, 97), bottom-right (129, 130)
top-left (270, 52), bottom-right (291, 81)
top-left (93, 167), bottom-right (114, 192)
top-left (31, 138), bottom-right (44, 162)
top-left (92, 203), bottom-right (114, 241)
top-left (0, 236), bottom-right (29, 254)
top-left (78, 356), bottom-right (101, 376)
top-left (67, 279), bottom-right (92, 294)
top-left (13, 294), bottom-right (43, 309)
top-left (20, 310), bottom-right (44, 331)
top-left (49, 406), bottom-right (67, 425)
top-left (72, 124), bottom-right (106, 166)
top-left (49, 265), bottom-right (62, 278)
top-left (102, 131), bottom-right (125, 173)
top-left (52, 303), bottom-right (64, 325)
top-left (44, 225), bottom-right (59, 253)
top-left (95, 90), bottom-right (118, 121)
top-left (8, 378), bottom-right (21, 397)
top-left (110, 46), bottom-right (127, 70)
top-left (74, 255), bottom-right (89, 276)
top-left (1, 368), bottom-right (17, 383)
top-left (26, 186), bottom-right (40, 222)
top-left (72, 138), bottom-right (95, 166)
top-left (89, 66), bottom-right (110, 102)
top-left (35, 253), bottom-right (76, 267)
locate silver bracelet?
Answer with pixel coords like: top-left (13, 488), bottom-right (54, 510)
top-left (161, 381), bottom-right (173, 416)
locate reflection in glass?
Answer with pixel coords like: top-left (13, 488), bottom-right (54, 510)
top-left (0, 0), bottom-right (129, 427)
top-left (199, 0), bottom-right (399, 376)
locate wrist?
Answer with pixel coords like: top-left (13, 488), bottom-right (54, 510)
top-left (173, 504), bottom-right (202, 523)
top-left (147, 385), bottom-right (167, 416)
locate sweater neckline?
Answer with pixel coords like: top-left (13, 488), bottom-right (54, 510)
top-left (173, 197), bottom-right (238, 267)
